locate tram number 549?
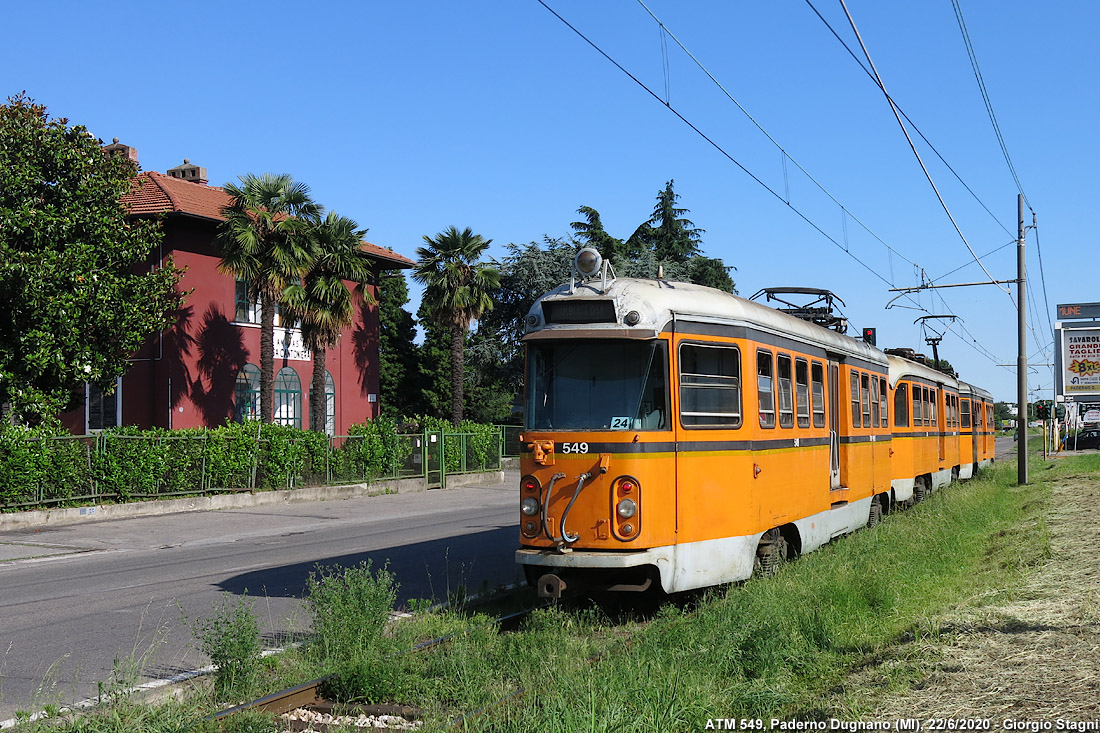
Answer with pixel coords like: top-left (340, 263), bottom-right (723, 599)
top-left (561, 442), bottom-right (589, 454)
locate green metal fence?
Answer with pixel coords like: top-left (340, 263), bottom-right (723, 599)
top-left (498, 425), bottom-right (523, 458)
top-left (0, 427), bottom-right (506, 512)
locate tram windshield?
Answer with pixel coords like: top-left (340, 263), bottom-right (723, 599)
top-left (525, 340), bottom-right (669, 431)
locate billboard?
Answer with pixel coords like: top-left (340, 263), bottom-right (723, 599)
top-left (1062, 328), bottom-right (1100, 396)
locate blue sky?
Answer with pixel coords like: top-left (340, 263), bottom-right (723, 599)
top-left (5, 1), bottom-right (1097, 402)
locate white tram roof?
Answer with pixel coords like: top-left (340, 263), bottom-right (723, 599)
top-left (958, 380), bottom-right (993, 401)
top-left (887, 354), bottom-right (960, 390)
top-left (526, 277), bottom-right (886, 366)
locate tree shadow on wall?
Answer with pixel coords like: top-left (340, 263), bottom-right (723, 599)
top-left (352, 301), bottom-right (379, 397)
top-left (188, 304), bottom-right (248, 425)
top-left (164, 304), bottom-right (196, 413)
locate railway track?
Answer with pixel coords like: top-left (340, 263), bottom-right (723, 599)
top-left (208, 593), bottom-right (563, 731)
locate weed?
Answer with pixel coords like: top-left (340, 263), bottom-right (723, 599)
top-left (305, 560), bottom-right (398, 667)
top-left (189, 594), bottom-right (261, 702)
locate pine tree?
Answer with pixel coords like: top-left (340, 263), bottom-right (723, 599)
top-left (377, 272), bottom-right (420, 418)
top-left (648, 179), bottom-right (704, 263)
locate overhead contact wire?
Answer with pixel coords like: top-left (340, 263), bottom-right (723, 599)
top-left (535, 0), bottom-right (911, 293)
top-left (804, 0), bottom-right (1014, 239)
top-left (950, 0), bottom-right (1031, 211)
top-left (837, 0), bottom-right (1012, 300)
top-left (636, 0), bottom-right (922, 273)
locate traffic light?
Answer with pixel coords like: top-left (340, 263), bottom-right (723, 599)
top-left (1056, 404), bottom-right (1066, 419)
top-left (1036, 404), bottom-right (1049, 420)
top-left (862, 327), bottom-right (876, 346)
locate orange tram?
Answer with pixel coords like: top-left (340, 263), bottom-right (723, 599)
top-left (515, 267), bottom-right (995, 598)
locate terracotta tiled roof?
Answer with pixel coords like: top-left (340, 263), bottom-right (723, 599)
top-left (125, 171), bottom-right (229, 220)
top-left (357, 241), bottom-right (416, 268)
top-left (123, 172), bottom-right (414, 269)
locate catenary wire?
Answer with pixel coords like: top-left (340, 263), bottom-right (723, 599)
top-left (930, 239), bottom-right (1016, 283)
top-left (635, 0), bottom-right (923, 273)
top-left (804, 0), bottom-right (1014, 239)
top-left (1032, 222), bottom-right (1055, 343)
top-left (539, 0), bottom-right (1016, 372)
top-left (837, 0), bottom-right (1012, 300)
top-left (950, 0), bottom-right (1031, 211)
top-left (535, 0), bottom-right (920, 295)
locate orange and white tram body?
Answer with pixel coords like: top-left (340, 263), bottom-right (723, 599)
top-left (515, 277), bottom-right (994, 597)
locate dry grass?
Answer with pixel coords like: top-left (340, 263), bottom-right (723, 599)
top-left (869, 469), bottom-right (1100, 720)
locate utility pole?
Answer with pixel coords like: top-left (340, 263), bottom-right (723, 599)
top-left (1017, 194), bottom-right (1028, 485)
top-left (886, 195), bottom-right (1032, 486)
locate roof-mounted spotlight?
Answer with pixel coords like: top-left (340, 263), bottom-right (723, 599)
top-left (568, 247), bottom-right (616, 294)
top-left (573, 247), bottom-right (602, 279)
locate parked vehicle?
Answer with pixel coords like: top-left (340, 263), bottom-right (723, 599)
top-left (1069, 429), bottom-right (1100, 450)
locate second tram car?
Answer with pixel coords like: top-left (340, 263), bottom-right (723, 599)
top-left (515, 257), bottom-right (995, 598)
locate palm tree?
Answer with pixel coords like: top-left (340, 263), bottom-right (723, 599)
top-left (283, 212), bottom-right (375, 434)
top-left (217, 173), bottom-right (320, 423)
top-left (413, 226), bottom-right (500, 426)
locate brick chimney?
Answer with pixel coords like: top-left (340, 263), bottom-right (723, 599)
top-left (167, 158), bottom-right (208, 185)
top-left (103, 137), bottom-right (138, 163)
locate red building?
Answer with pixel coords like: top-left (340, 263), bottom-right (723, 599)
top-left (62, 146), bottom-right (414, 435)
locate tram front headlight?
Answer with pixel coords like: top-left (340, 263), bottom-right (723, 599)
top-left (521, 497), bottom-right (540, 516)
top-left (612, 476), bottom-right (641, 540)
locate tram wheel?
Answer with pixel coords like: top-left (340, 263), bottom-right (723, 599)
top-left (866, 497), bottom-right (883, 528)
top-left (753, 528), bottom-right (788, 577)
top-left (913, 477), bottom-right (928, 503)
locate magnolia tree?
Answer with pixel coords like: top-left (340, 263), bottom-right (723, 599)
top-left (0, 94), bottom-right (184, 424)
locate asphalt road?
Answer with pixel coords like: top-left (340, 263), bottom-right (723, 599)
top-left (0, 475), bottom-right (519, 722)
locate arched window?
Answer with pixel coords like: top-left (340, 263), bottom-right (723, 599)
top-left (274, 367), bottom-right (302, 428)
top-left (325, 370), bottom-right (336, 436)
top-left (234, 364), bottom-right (261, 422)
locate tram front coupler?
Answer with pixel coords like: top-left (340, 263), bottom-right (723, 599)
top-left (538, 463), bottom-right (608, 551)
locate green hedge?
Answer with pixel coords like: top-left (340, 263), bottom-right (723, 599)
top-left (0, 417), bottom-right (501, 511)
top-left (0, 426), bottom-right (96, 506)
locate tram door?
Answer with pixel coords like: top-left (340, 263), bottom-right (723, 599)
top-left (972, 400), bottom-right (980, 466)
top-left (937, 386), bottom-right (947, 463)
top-left (828, 361), bottom-right (841, 488)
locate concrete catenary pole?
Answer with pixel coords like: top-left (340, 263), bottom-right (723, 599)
top-left (1017, 194), bottom-right (1028, 485)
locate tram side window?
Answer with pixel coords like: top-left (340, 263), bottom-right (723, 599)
top-left (930, 389), bottom-right (938, 427)
top-left (679, 343), bottom-right (742, 428)
top-left (961, 398), bottom-right (971, 428)
top-left (758, 350), bottom-right (775, 429)
top-left (861, 373), bottom-right (872, 428)
top-left (879, 377), bottom-right (888, 427)
top-left (987, 404), bottom-right (993, 430)
top-left (870, 375), bottom-right (880, 427)
top-left (912, 386), bottom-right (923, 427)
top-left (850, 371), bottom-right (861, 428)
top-left (811, 362), bottom-right (826, 428)
top-left (894, 383), bottom-right (909, 427)
top-left (778, 354), bottom-right (794, 428)
top-left (796, 359), bottom-right (810, 428)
